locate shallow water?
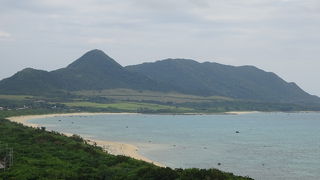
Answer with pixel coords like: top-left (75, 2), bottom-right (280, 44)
top-left (30, 112), bottom-right (320, 180)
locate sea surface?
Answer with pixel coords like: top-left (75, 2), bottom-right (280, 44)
top-left (30, 112), bottom-right (320, 180)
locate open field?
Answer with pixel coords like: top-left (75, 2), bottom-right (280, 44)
top-left (1, 87), bottom-right (320, 114)
top-left (63, 101), bottom-right (193, 113)
top-left (0, 95), bottom-right (33, 100)
top-left (75, 89), bottom-right (234, 103)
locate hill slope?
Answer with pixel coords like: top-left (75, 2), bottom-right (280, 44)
top-left (51, 49), bottom-right (164, 91)
top-left (0, 68), bottom-right (61, 94)
top-left (0, 50), bottom-right (166, 94)
top-left (126, 59), bottom-right (319, 104)
top-left (0, 49), bottom-right (319, 104)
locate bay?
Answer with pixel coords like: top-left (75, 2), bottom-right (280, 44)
top-left (30, 112), bottom-right (320, 180)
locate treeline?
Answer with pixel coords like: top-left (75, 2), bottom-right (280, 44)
top-left (2, 92), bottom-right (320, 115)
top-left (0, 118), bottom-right (252, 180)
top-left (178, 100), bottom-right (320, 112)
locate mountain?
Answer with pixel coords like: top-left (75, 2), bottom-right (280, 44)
top-left (0, 49), bottom-right (165, 94)
top-left (126, 59), bottom-right (320, 104)
top-left (0, 49), bottom-right (319, 104)
top-left (51, 49), bottom-right (164, 91)
top-left (0, 68), bottom-right (61, 94)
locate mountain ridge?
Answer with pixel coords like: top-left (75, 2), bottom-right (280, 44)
top-left (0, 49), bottom-right (167, 93)
top-left (0, 49), bottom-right (319, 105)
top-left (126, 59), bottom-right (318, 103)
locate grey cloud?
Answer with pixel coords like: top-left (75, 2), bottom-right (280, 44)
top-left (0, 0), bottom-right (320, 95)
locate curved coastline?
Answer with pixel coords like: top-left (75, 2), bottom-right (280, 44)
top-left (7, 112), bottom-right (165, 167)
top-left (7, 111), bottom-right (260, 168)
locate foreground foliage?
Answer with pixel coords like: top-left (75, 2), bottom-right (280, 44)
top-left (0, 118), bottom-right (252, 180)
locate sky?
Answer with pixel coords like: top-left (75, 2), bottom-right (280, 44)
top-left (0, 0), bottom-right (319, 96)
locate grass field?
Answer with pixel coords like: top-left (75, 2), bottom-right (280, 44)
top-left (75, 89), bottom-right (234, 103)
top-left (1, 88), bottom-right (317, 114)
top-left (63, 101), bottom-right (193, 112)
top-left (0, 95), bottom-right (33, 100)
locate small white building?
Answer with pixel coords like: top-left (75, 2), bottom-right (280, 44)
top-left (0, 162), bottom-right (4, 169)
top-left (0, 107), bottom-right (4, 110)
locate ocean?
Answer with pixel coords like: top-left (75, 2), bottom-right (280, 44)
top-left (29, 112), bottom-right (320, 180)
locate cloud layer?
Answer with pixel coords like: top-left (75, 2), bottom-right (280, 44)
top-left (1, 0), bottom-right (320, 95)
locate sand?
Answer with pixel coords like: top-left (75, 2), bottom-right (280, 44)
top-left (7, 113), bottom-right (164, 167)
top-left (225, 111), bottom-right (260, 115)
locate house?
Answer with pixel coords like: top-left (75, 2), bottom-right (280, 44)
top-left (0, 161), bottom-right (5, 169)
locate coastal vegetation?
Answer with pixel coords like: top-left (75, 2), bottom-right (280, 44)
top-left (0, 112), bottom-right (252, 179)
top-left (1, 88), bottom-right (319, 116)
top-left (1, 90), bottom-right (319, 119)
top-left (63, 101), bottom-right (193, 113)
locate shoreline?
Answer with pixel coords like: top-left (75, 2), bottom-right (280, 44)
top-left (6, 111), bottom-right (317, 168)
top-left (8, 110), bottom-right (310, 168)
top-left (7, 112), bottom-right (164, 167)
top-left (224, 111), bottom-right (260, 115)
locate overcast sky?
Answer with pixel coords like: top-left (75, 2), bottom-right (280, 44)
top-left (0, 0), bottom-right (319, 96)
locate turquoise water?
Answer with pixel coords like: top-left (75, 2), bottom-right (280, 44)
top-left (30, 112), bottom-right (320, 180)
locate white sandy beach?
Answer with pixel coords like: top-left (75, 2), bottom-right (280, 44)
top-left (8, 112), bottom-right (164, 167)
top-left (225, 111), bottom-right (260, 115)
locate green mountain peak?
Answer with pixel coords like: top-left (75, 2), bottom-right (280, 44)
top-left (67, 49), bottom-right (122, 70)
